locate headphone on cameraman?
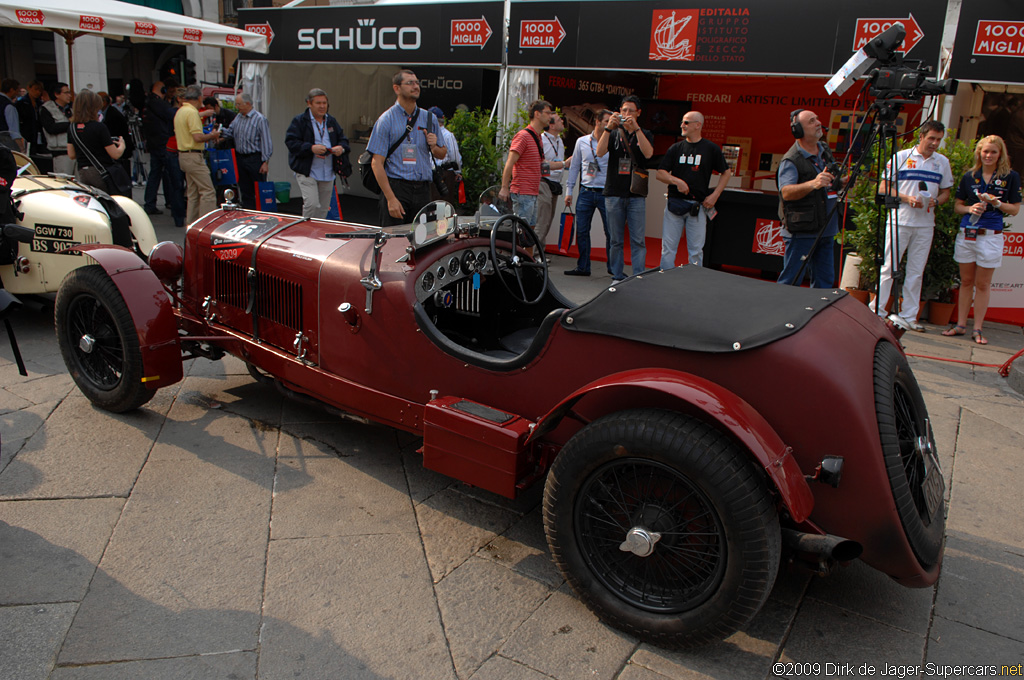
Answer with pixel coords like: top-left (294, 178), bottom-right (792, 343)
top-left (790, 109), bottom-right (805, 139)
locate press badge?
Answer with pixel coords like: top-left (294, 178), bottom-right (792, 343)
top-left (401, 143), bottom-right (417, 164)
top-left (584, 162), bottom-right (599, 183)
top-left (965, 227), bottom-right (977, 241)
top-left (541, 162), bottom-right (551, 177)
top-left (618, 158), bottom-right (631, 175)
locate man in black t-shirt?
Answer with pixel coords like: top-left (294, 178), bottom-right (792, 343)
top-left (596, 95), bottom-right (654, 282)
top-left (656, 111), bottom-right (731, 268)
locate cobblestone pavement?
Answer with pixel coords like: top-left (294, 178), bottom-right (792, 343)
top-left (3, 202), bottom-right (1024, 679)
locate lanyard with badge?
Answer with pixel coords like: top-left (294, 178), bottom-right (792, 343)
top-left (584, 136), bottom-right (599, 185)
top-left (400, 108), bottom-right (419, 165)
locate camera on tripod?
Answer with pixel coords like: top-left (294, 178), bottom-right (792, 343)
top-left (860, 24), bottom-right (958, 104)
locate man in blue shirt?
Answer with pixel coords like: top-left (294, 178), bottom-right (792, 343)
top-left (368, 70), bottom-right (446, 227)
top-left (223, 92), bottom-right (274, 211)
top-left (776, 109), bottom-right (841, 288)
top-left (564, 109), bottom-right (613, 276)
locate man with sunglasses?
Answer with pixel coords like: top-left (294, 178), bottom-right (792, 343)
top-left (656, 111), bottom-right (731, 268)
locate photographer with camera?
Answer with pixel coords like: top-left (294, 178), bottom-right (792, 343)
top-left (776, 109), bottom-right (843, 288)
top-left (596, 95), bottom-right (653, 282)
top-left (656, 111), bottom-right (731, 269)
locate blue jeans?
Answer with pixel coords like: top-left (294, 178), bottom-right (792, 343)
top-left (511, 192), bottom-right (538, 227)
top-left (573, 188), bottom-right (608, 273)
top-left (605, 195), bottom-right (646, 279)
top-left (163, 152), bottom-right (187, 227)
top-left (660, 205), bottom-right (707, 269)
top-left (777, 234), bottom-right (835, 288)
top-left (144, 146), bottom-right (168, 211)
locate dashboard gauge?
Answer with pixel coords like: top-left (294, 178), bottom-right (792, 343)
top-left (421, 272), bottom-right (434, 292)
top-left (448, 256), bottom-right (461, 277)
top-left (462, 250), bottom-right (477, 273)
top-left (436, 265), bottom-right (446, 280)
top-left (433, 290), bottom-right (454, 308)
top-left (476, 251), bottom-right (488, 269)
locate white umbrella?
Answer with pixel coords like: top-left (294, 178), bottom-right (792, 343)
top-left (0, 0), bottom-right (269, 89)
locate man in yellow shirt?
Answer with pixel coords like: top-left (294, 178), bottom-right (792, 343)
top-left (174, 85), bottom-right (221, 224)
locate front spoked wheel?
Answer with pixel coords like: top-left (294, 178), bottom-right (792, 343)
top-left (55, 265), bottom-right (152, 412)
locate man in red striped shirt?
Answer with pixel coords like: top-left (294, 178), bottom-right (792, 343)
top-left (499, 100), bottom-right (564, 232)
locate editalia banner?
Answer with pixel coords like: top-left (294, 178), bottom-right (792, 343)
top-left (989, 231), bottom-right (1024, 326)
top-left (507, 0), bottom-right (946, 75)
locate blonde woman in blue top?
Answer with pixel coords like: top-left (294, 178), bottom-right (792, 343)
top-left (944, 135), bottom-right (1021, 344)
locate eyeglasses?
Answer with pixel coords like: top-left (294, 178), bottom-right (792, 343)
top-left (403, 80), bottom-right (420, 86)
top-left (682, 120), bottom-right (698, 125)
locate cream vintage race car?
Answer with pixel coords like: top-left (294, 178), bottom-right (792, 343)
top-left (1, 153), bottom-right (158, 297)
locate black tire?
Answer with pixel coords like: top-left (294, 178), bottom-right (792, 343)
top-left (55, 265), bottom-right (153, 413)
top-left (543, 408), bottom-right (781, 648)
top-left (873, 342), bottom-right (944, 567)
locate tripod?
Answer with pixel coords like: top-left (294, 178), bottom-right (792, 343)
top-left (125, 106), bottom-right (148, 186)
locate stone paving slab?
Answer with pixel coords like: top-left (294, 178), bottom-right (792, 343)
top-left (415, 487), bottom-right (522, 583)
top-left (0, 603), bottom-right (78, 680)
top-left (0, 498), bottom-right (123, 604)
top-left (934, 533), bottom-right (1024, 643)
top-left (945, 410), bottom-right (1024, 547)
top-left (499, 584), bottom-right (638, 680)
top-left (0, 393), bottom-right (172, 500)
top-left (259, 532), bottom-right (456, 680)
top-left (776, 598), bottom-right (927, 673)
top-left (57, 452), bottom-right (274, 664)
top-left (926, 615), bottom-right (1024, 668)
top-left (435, 555), bottom-right (553, 677)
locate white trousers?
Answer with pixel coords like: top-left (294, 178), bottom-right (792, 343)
top-left (296, 174), bottom-right (336, 219)
top-left (871, 224), bottom-right (933, 322)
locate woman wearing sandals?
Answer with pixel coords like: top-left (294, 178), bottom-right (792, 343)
top-left (943, 135), bottom-right (1021, 345)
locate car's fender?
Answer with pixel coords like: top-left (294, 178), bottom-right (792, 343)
top-left (71, 244), bottom-right (183, 389)
top-left (530, 368), bottom-right (815, 523)
top-left (112, 196), bottom-right (159, 257)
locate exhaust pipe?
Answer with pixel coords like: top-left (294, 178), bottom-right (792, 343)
top-left (782, 529), bottom-right (863, 576)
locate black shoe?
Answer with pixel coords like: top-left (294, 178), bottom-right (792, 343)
top-left (564, 268), bottom-right (590, 276)
top-left (143, 206), bottom-right (162, 215)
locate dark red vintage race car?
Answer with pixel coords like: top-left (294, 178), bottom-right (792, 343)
top-left (53, 193), bottom-right (945, 648)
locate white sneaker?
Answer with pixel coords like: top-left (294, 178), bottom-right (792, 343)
top-left (906, 320), bottom-right (925, 332)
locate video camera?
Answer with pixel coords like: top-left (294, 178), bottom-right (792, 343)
top-left (861, 24), bottom-right (957, 104)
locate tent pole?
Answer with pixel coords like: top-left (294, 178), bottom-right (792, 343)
top-left (56, 29), bottom-right (81, 91)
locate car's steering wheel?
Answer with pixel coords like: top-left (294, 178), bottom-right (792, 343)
top-left (489, 214), bottom-right (549, 305)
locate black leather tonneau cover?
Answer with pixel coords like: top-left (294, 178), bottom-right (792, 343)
top-left (562, 266), bottom-right (845, 353)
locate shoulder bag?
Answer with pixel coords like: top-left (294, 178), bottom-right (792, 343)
top-left (618, 129), bottom-right (648, 197)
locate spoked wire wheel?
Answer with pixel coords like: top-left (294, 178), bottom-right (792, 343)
top-left (544, 408), bottom-right (780, 648)
top-left (55, 265), bottom-right (152, 412)
top-left (576, 458), bottom-right (726, 613)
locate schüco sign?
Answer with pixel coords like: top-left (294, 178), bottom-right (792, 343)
top-left (298, 19), bottom-right (421, 51)
top-left (237, 3), bottom-right (504, 65)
